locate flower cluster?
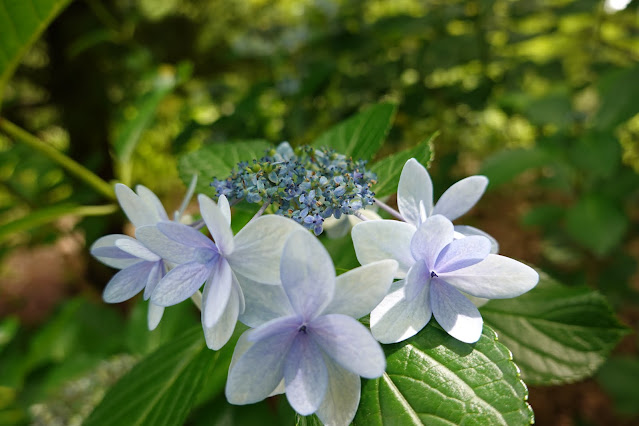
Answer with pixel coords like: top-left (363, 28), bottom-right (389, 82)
top-left (211, 142), bottom-right (377, 235)
top-left (91, 152), bottom-right (539, 425)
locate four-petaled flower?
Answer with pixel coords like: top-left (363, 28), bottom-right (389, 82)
top-left (225, 230), bottom-right (397, 425)
top-left (352, 214), bottom-right (539, 343)
top-left (136, 194), bottom-right (303, 350)
top-left (398, 158), bottom-right (498, 252)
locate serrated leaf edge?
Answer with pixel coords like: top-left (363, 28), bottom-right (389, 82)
top-left (487, 326), bottom-right (535, 425)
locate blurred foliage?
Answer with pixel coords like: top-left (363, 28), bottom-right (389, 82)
top-left (1, 0), bottom-right (638, 424)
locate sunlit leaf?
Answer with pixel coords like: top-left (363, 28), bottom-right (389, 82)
top-left (481, 275), bottom-right (630, 385)
top-left (369, 133), bottom-right (435, 198)
top-left (311, 103), bottom-right (396, 161)
top-left (354, 323), bottom-right (533, 425)
top-left (178, 140), bottom-right (272, 196)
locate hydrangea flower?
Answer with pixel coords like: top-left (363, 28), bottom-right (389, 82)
top-left (136, 194), bottom-right (304, 350)
top-left (211, 142), bottom-right (377, 235)
top-left (322, 206), bottom-right (382, 239)
top-left (225, 230), bottom-right (397, 425)
top-left (398, 158), bottom-right (498, 252)
top-left (91, 181), bottom-right (196, 330)
top-left (351, 214), bottom-right (539, 343)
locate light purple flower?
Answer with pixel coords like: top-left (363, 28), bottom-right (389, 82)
top-left (398, 158), bottom-right (498, 252)
top-left (226, 230), bottom-right (397, 425)
top-left (91, 182), bottom-right (194, 330)
top-left (137, 194), bottom-right (304, 350)
top-left (352, 214), bottom-right (539, 343)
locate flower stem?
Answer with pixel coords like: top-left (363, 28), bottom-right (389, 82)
top-left (354, 211), bottom-right (369, 221)
top-left (374, 198), bottom-right (404, 221)
top-left (251, 199), bottom-right (271, 221)
top-left (0, 118), bottom-right (115, 200)
top-left (191, 290), bottom-right (203, 311)
top-left (188, 219), bottom-right (205, 230)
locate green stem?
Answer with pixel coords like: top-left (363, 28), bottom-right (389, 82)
top-left (0, 203), bottom-right (118, 243)
top-left (0, 118), bottom-right (115, 200)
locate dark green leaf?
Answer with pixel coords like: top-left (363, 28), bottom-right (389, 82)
top-left (321, 233), bottom-right (360, 273)
top-left (85, 326), bottom-right (220, 426)
top-left (595, 65), bottom-right (639, 130)
top-left (369, 133), bottom-right (436, 198)
top-left (481, 275), bottom-right (630, 385)
top-left (524, 92), bottom-right (572, 128)
top-left (354, 323), bottom-right (533, 425)
top-left (597, 356), bottom-right (639, 415)
top-left (311, 103), bottom-right (396, 161)
top-left (564, 194), bottom-right (628, 256)
top-left (124, 298), bottom-right (199, 355)
top-left (0, 0), bottom-right (72, 103)
top-left (189, 392), bottom-right (295, 426)
top-left (178, 140), bottom-right (272, 196)
top-left (569, 132), bottom-right (621, 180)
top-left (480, 147), bottom-right (553, 189)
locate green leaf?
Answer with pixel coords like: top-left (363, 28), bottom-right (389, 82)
top-left (178, 140), bottom-right (272, 196)
top-left (481, 275), bottom-right (630, 386)
top-left (311, 103), bottom-right (396, 161)
top-left (595, 65), bottom-right (639, 130)
top-left (188, 392), bottom-right (295, 426)
top-left (0, 0), bottom-right (72, 104)
top-left (480, 147), bottom-right (553, 189)
top-left (369, 133), bottom-right (435, 198)
top-left (597, 356), bottom-right (639, 415)
top-left (321, 233), bottom-right (360, 273)
top-left (0, 317), bottom-right (18, 354)
top-left (354, 323), bottom-right (533, 426)
top-left (84, 326), bottom-right (219, 426)
top-left (124, 298), bottom-right (199, 356)
top-left (115, 63), bottom-right (191, 184)
top-left (564, 194), bottom-right (628, 256)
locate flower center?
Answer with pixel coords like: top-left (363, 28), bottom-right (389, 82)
top-left (195, 247), bottom-right (217, 264)
top-left (298, 325), bottom-right (308, 334)
top-left (430, 271), bottom-right (438, 278)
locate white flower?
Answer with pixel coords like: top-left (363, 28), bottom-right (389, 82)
top-left (322, 206), bottom-right (382, 239)
top-left (225, 230), bottom-right (397, 425)
top-left (352, 215), bottom-right (538, 343)
top-left (91, 181), bottom-right (196, 330)
top-left (136, 194), bottom-right (304, 350)
top-left (398, 158), bottom-right (498, 252)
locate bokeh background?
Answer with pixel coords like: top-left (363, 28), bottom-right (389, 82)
top-left (1, 0), bottom-right (638, 425)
